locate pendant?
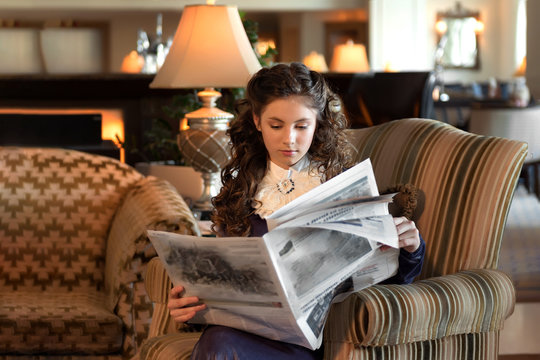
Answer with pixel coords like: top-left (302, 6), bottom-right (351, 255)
top-left (276, 178), bottom-right (295, 195)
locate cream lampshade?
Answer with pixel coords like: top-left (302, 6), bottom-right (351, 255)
top-left (150, 2), bottom-right (261, 210)
top-left (303, 51), bottom-right (328, 73)
top-left (150, 4), bottom-right (260, 89)
top-left (330, 40), bottom-right (369, 73)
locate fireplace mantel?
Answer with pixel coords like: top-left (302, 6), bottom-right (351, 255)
top-left (0, 73), bottom-right (178, 99)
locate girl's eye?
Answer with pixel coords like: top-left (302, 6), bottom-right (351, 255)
top-left (296, 124), bottom-right (308, 129)
top-left (270, 125), bottom-right (281, 129)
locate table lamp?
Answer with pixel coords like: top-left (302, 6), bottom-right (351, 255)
top-left (150, 1), bottom-right (261, 210)
top-left (303, 51), bottom-right (328, 73)
top-left (330, 40), bottom-right (369, 73)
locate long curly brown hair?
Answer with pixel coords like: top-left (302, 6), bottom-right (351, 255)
top-left (212, 62), bottom-right (351, 236)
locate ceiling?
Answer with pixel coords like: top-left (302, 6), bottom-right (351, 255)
top-left (0, 0), bottom-right (367, 12)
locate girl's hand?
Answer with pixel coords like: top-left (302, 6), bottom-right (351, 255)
top-left (167, 285), bottom-right (207, 324)
top-left (393, 217), bottom-right (421, 253)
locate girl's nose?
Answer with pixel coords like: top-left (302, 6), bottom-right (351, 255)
top-left (283, 128), bottom-right (296, 145)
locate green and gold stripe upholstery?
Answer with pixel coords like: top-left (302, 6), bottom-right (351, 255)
top-left (324, 269), bottom-right (515, 358)
top-left (140, 119), bottom-right (527, 360)
top-left (323, 119), bottom-right (527, 359)
top-left (345, 119), bottom-right (527, 277)
top-left (139, 257), bottom-right (201, 360)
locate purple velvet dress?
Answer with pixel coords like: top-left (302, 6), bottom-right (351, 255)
top-left (190, 214), bottom-right (425, 360)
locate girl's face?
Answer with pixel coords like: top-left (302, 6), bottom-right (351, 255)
top-left (254, 96), bottom-right (317, 170)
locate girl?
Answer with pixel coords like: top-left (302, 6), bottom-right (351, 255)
top-left (168, 63), bottom-right (425, 359)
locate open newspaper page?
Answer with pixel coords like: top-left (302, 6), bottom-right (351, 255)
top-left (260, 159), bottom-right (400, 347)
top-left (262, 223), bottom-right (398, 347)
top-left (266, 158), bottom-right (380, 230)
top-left (272, 194), bottom-right (399, 247)
top-left (148, 230), bottom-right (312, 348)
top-left (147, 158), bottom-right (400, 350)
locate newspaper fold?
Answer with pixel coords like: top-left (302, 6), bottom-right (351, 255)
top-left (147, 158), bottom-right (399, 350)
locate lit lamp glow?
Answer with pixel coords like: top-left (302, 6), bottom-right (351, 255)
top-left (474, 19), bottom-right (485, 34)
top-left (330, 40), bottom-right (369, 73)
top-left (435, 20), bottom-right (448, 35)
top-left (303, 51), bottom-right (328, 73)
top-left (514, 56), bottom-right (527, 77)
top-left (121, 50), bottom-right (144, 73)
top-left (256, 38), bottom-right (276, 57)
top-left (150, 2), bottom-right (261, 210)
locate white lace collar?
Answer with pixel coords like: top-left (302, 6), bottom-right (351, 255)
top-left (252, 156), bottom-right (323, 218)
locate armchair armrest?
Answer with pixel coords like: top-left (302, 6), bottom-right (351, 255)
top-left (103, 176), bottom-right (200, 356)
top-left (324, 269), bottom-right (515, 348)
top-left (105, 176), bottom-right (200, 308)
top-left (145, 257), bottom-right (181, 338)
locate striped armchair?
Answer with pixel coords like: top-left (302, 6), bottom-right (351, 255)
top-left (139, 119), bottom-right (528, 360)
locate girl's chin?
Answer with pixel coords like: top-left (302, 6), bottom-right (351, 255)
top-left (273, 159), bottom-right (297, 169)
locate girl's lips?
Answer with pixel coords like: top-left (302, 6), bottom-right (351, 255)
top-left (280, 150), bottom-right (297, 156)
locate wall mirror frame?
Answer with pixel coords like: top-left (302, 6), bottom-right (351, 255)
top-left (436, 2), bottom-right (482, 70)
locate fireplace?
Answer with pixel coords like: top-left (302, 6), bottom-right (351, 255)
top-left (0, 108), bottom-right (124, 161)
top-left (0, 74), bottom-right (181, 166)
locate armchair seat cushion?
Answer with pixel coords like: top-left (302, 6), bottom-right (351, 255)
top-left (140, 332), bottom-right (202, 360)
top-left (0, 290), bottom-right (122, 354)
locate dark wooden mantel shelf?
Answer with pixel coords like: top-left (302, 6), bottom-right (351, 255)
top-left (0, 73), bottom-right (180, 100)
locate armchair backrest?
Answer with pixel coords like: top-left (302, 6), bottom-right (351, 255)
top-left (0, 147), bottom-right (143, 292)
top-left (345, 119), bottom-right (527, 278)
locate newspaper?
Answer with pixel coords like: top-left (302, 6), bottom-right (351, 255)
top-left (147, 158), bottom-right (400, 350)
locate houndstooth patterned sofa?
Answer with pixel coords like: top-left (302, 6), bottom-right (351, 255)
top-left (0, 147), bottom-right (199, 359)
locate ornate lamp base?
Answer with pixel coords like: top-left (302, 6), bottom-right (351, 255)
top-left (194, 172), bottom-right (221, 210)
top-left (177, 87), bottom-right (232, 211)
top-left (177, 128), bottom-right (230, 210)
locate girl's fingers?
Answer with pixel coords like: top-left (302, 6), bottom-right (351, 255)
top-left (394, 217), bottom-right (416, 235)
top-left (168, 295), bottom-right (201, 310)
top-left (379, 244), bottom-right (391, 251)
top-left (168, 285), bottom-right (207, 324)
top-left (393, 217), bottom-right (420, 253)
top-left (170, 304), bottom-right (207, 323)
top-left (170, 285), bottom-right (185, 298)
top-left (398, 228), bottom-right (420, 253)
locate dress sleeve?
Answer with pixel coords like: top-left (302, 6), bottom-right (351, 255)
top-left (380, 235), bottom-right (425, 285)
top-left (248, 213), bottom-right (269, 237)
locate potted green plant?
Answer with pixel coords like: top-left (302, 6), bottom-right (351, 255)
top-left (132, 93), bottom-right (204, 205)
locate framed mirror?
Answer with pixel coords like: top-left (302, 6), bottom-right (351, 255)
top-left (436, 2), bottom-right (483, 69)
